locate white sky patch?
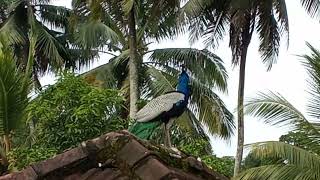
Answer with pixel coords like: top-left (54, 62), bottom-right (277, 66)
top-left (41, 0), bottom-right (320, 157)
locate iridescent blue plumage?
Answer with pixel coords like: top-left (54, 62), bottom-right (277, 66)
top-left (129, 70), bottom-right (191, 147)
top-left (177, 70), bottom-right (191, 99)
top-left (160, 70), bottom-right (190, 124)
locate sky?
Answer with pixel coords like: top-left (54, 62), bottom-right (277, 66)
top-left (46, 0), bottom-right (320, 157)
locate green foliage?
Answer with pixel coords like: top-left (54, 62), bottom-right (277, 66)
top-left (179, 138), bottom-right (212, 157)
top-left (7, 147), bottom-right (57, 171)
top-left (84, 50), bottom-right (235, 141)
top-left (0, 47), bottom-right (29, 136)
top-left (242, 152), bottom-right (281, 170)
top-left (185, 0), bottom-right (289, 69)
top-left (179, 138), bottom-right (234, 177)
top-left (73, 0), bottom-right (234, 143)
top-left (236, 44), bottom-right (320, 179)
top-left (201, 156), bottom-right (234, 178)
top-left (6, 72), bottom-right (126, 171)
top-left (0, 0), bottom-right (98, 82)
top-left (280, 131), bottom-right (320, 155)
top-left (27, 72), bottom-right (125, 151)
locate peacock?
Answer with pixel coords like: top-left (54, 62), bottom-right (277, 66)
top-left (128, 68), bottom-right (191, 147)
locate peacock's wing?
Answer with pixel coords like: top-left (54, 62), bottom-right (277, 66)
top-left (135, 92), bottom-right (185, 122)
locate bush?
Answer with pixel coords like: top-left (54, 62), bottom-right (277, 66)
top-left (27, 72), bottom-right (126, 151)
top-left (7, 147), bottom-right (58, 171)
top-left (8, 73), bottom-right (126, 170)
top-left (179, 138), bottom-right (234, 177)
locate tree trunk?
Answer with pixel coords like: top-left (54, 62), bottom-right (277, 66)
top-left (33, 70), bottom-right (42, 91)
top-left (3, 135), bottom-right (10, 153)
top-left (233, 43), bottom-right (249, 176)
top-left (0, 135), bottom-right (10, 174)
top-left (128, 8), bottom-right (139, 119)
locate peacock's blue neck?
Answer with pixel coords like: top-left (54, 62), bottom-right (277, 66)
top-left (176, 71), bottom-right (190, 100)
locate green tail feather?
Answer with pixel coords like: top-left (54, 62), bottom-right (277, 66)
top-left (128, 121), bottom-right (162, 140)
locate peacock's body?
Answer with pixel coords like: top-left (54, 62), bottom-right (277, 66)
top-left (129, 70), bottom-right (191, 147)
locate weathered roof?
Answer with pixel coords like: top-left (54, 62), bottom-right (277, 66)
top-left (0, 130), bottom-right (228, 180)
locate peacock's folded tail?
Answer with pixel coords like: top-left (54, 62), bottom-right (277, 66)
top-left (128, 121), bottom-right (161, 140)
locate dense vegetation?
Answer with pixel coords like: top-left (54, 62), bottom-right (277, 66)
top-left (235, 45), bottom-right (320, 179)
top-left (179, 138), bottom-right (234, 177)
top-left (0, 0), bottom-right (319, 179)
top-left (7, 73), bottom-right (125, 171)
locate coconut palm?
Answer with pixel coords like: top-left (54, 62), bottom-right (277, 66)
top-left (0, 43), bottom-right (31, 153)
top-left (0, 34), bottom-right (33, 172)
top-left (72, 0), bottom-right (235, 142)
top-left (235, 44), bottom-right (320, 180)
top-left (0, 0), bottom-right (98, 89)
top-left (181, 0), bottom-right (290, 175)
top-left (83, 46), bottom-right (235, 141)
top-left (71, 0), bottom-right (182, 118)
top-left (182, 0), bottom-right (320, 175)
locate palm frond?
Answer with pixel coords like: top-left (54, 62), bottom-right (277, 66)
top-left (280, 131), bottom-right (320, 156)
top-left (82, 63), bottom-right (117, 89)
top-left (300, 0), bottom-right (320, 18)
top-left (245, 91), bottom-right (320, 151)
top-left (180, 0), bottom-right (208, 17)
top-left (301, 43), bottom-right (320, 120)
top-left (113, 49), bottom-right (130, 67)
top-left (34, 19), bottom-right (66, 69)
top-left (121, 0), bottom-right (134, 15)
top-left (138, 0), bottom-right (181, 41)
top-left (184, 0), bottom-right (229, 47)
top-left (189, 79), bottom-right (234, 139)
top-left (23, 33), bottom-right (36, 93)
top-left (75, 21), bottom-right (119, 50)
top-left (245, 91), bottom-right (314, 130)
top-left (149, 48), bottom-right (228, 92)
top-left (81, 49), bottom-right (129, 89)
top-left (37, 4), bottom-right (71, 29)
top-left (145, 66), bottom-right (176, 97)
top-left (256, 1), bottom-right (281, 70)
top-left (63, 47), bottom-right (99, 69)
top-left (6, 0), bottom-right (24, 14)
top-left (240, 141), bottom-right (320, 179)
top-left (178, 109), bottom-right (208, 138)
top-left (0, 50), bottom-right (29, 135)
top-left (273, 0), bottom-right (289, 38)
top-left (0, 14), bottom-right (25, 45)
top-left (236, 164), bottom-right (317, 180)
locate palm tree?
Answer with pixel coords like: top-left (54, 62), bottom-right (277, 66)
top-left (72, 0), bottom-right (235, 142)
top-left (0, 0), bottom-right (98, 89)
top-left (181, 0), bottom-right (290, 175)
top-left (182, 0), bottom-right (320, 175)
top-left (0, 46), bottom-right (30, 153)
top-left (235, 44), bottom-right (320, 179)
top-left (0, 35), bottom-right (33, 171)
top-left (82, 46), bottom-right (235, 141)
top-left (72, 0), bottom-right (182, 118)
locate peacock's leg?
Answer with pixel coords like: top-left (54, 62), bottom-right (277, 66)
top-left (164, 119), bottom-right (174, 147)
